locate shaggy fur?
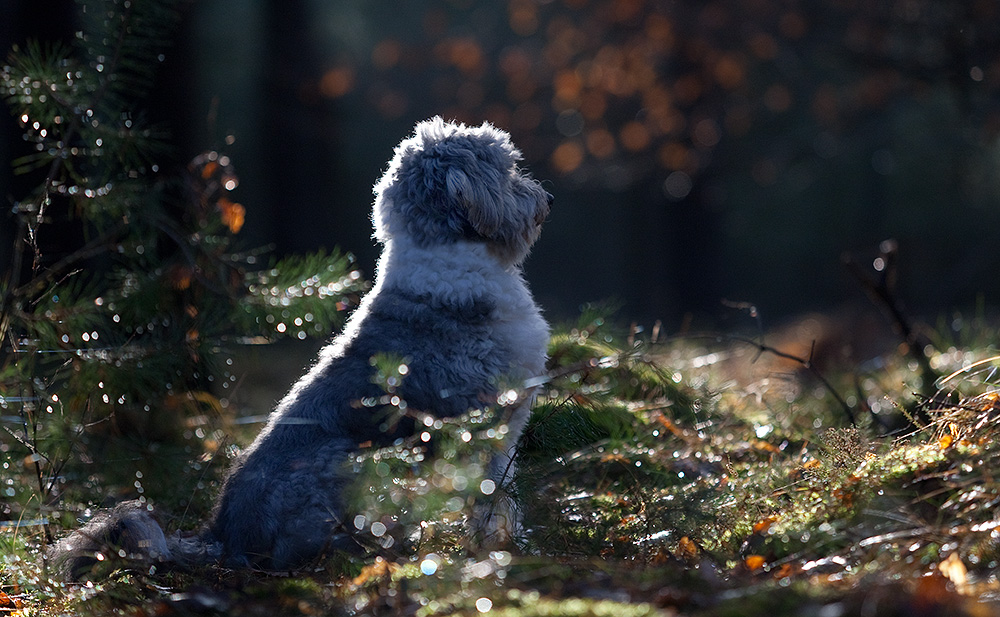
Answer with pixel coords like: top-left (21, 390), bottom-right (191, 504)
top-left (50, 117), bottom-right (552, 578)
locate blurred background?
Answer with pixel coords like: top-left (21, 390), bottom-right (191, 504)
top-left (4, 0), bottom-right (1000, 331)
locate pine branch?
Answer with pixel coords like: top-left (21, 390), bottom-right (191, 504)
top-left (0, 0), bottom-right (369, 531)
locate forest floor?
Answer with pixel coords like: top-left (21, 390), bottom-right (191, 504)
top-left (5, 308), bottom-right (1000, 616)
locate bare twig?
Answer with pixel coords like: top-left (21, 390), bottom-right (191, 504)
top-left (714, 301), bottom-right (857, 426)
top-left (725, 334), bottom-right (857, 427)
top-left (13, 220), bottom-right (127, 301)
top-left (843, 240), bottom-right (938, 420)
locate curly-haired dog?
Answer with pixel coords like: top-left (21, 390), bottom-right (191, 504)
top-left (51, 117), bottom-right (552, 577)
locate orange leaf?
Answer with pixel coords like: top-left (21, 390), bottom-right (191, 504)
top-left (167, 265), bottom-right (194, 290)
top-left (0, 589), bottom-right (23, 610)
top-left (601, 452), bottom-right (629, 463)
top-left (676, 536), bottom-right (699, 560)
top-left (200, 160), bottom-right (219, 179)
top-left (938, 434), bottom-right (954, 450)
top-left (752, 516), bottom-right (777, 534)
top-left (648, 546), bottom-right (672, 566)
top-left (744, 555), bottom-right (766, 571)
top-left (832, 487), bottom-right (854, 508)
top-left (218, 197), bottom-right (245, 234)
top-left (352, 557), bottom-right (398, 586)
top-left (655, 413), bottom-right (684, 436)
top-left (937, 552), bottom-right (968, 592)
top-left (753, 439), bottom-right (780, 453)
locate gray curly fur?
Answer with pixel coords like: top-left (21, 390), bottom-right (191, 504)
top-left (49, 117), bottom-right (552, 578)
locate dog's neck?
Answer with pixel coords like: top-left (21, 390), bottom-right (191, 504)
top-left (369, 234), bottom-right (549, 383)
top-left (372, 235), bottom-right (527, 306)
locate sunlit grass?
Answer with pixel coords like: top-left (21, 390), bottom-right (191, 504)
top-left (6, 313), bottom-right (1000, 615)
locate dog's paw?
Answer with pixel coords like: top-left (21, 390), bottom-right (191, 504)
top-left (471, 494), bottom-right (522, 549)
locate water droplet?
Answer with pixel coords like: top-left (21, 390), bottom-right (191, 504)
top-left (420, 554), bottom-right (440, 575)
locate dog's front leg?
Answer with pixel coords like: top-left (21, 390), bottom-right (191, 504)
top-left (471, 399), bottom-right (533, 547)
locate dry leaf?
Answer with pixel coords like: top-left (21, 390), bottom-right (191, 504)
top-left (752, 516), bottom-right (777, 534)
top-left (676, 536), bottom-right (699, 561)
top-left (744, 555), bottom-right (766, 571)
top-left (352, 557), bottom-right (399, 586)
top-left (0, 590), bottom-right (23, 612)
top-left (937, 552), bottom-right (968, 593)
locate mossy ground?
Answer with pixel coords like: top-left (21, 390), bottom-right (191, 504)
top-left (5, 313), bottom-right (1000, 616)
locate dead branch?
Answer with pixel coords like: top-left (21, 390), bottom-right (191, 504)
top-left (843, 240), bottom-right (938, 420)
top-left (728, 334), bottom-right (857, 427)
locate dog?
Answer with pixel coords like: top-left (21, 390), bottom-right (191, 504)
top-left (50, 117), bottom-right (552, 578)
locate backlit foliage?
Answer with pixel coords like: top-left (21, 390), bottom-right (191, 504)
top-left (0, 0), bottom-right (365, 534)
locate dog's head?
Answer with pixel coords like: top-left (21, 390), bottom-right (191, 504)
top-left (373, 117), bottom-right (551, 265)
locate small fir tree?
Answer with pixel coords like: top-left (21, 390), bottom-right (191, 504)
top-left (0, 0), bottom-right (366, 531)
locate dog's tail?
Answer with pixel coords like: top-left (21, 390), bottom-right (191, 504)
top-left (47, 500), bottom-right (222, 581)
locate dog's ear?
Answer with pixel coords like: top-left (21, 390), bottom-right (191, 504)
top-left (446, 165), bottom-right (506, 238)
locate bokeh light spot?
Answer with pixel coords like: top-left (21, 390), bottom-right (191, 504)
top-left (551, 141), bottom-right (584, 173)
top-left (319, 66), bottom-right (355, 99)
top-left (619, 121), bottom-right (650, 151)
top-left (586, 129), bottom-right (616, 159)
top-left (663, 171), bottom-right (692, 200)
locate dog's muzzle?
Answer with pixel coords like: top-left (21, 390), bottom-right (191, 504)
top-left (535, 192), bottom-right (553, 226)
